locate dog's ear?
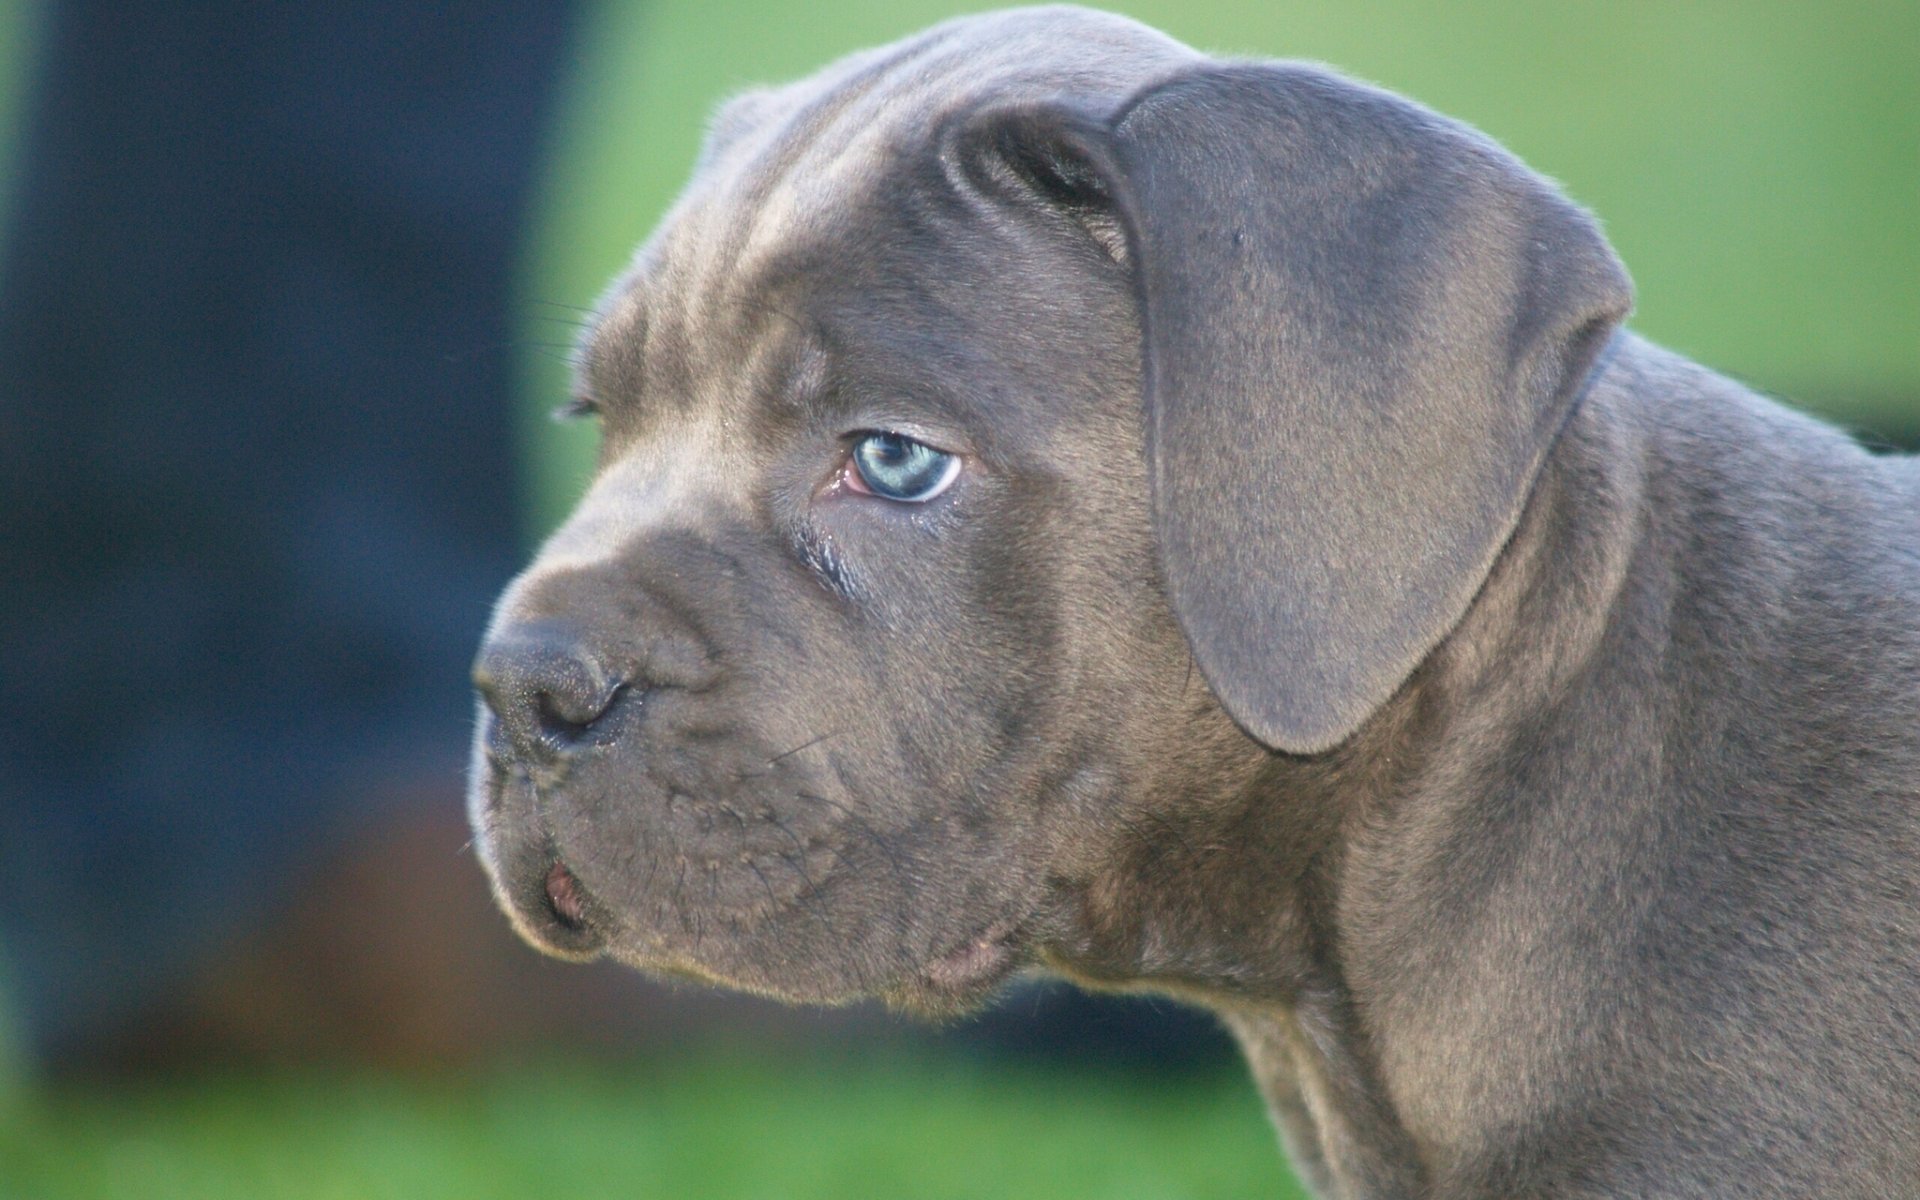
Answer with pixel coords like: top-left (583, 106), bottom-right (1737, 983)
top-left (967, 65), bottom-right (1631, 754)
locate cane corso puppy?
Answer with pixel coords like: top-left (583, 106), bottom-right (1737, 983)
top-left (468, 8), bottom-right (1920, 1196)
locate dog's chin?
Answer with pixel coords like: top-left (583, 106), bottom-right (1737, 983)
top-left (648, 917), bottom-right (1029, 1014)
top-left (502, 876), bottom-right (1032, 1018)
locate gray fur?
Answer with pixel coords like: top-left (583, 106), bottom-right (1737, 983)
top-left (467, 8), bottom-right (1920, 1196)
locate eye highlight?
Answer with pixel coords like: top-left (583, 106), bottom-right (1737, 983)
top-left (846, 432), bottom-right (960, 503)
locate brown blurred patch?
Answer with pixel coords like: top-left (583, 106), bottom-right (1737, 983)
top-left (82, 785), bottom-right (883, 1073)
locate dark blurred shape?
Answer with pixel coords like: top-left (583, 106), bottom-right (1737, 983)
top-left (99, 801), bottom-right (900, 1071)
top-left (0, 1), bottom-right (582, 1064)
top-left (0, 0), bottom-right (1242, 1077)
top-left (967, 982), bottom-right (1238, 1074)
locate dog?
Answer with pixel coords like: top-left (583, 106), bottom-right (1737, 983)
top-left (467, 8), bottom-right (1920, 1196)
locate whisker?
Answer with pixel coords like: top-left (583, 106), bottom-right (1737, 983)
top-left (532, 298), bottom-right (599, 316)
top-left (733, 294), bottom-right (810, 338)
top-left (768, 728), bottom-right (842, 766)
top-left (531, 311), bottom-right (595, 327)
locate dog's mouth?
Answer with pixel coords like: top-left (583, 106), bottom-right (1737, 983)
top-left (544, 859), bottom-right (591, 930)
top-left (495, 848), bottom-right (614, 962)
top-left (473, 712), bottom-right (1043, 1012)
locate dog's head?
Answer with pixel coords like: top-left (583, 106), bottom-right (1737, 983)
top-left (468, 7), bottom-right (1630, 1013)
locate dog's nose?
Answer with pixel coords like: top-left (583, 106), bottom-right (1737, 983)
top-left (472, 623), bottom-right (627, 761)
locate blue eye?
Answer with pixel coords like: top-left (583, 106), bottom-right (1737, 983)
top-left (849, 432), bottom-right (960, 502)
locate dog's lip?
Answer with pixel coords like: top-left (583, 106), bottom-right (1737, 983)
top-left (544, 859), bottom-right (590, 929)
top-left (500, 847), bottom-right (615, 961)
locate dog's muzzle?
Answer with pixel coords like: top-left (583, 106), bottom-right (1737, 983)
top-left (470, 619), bottom-right (638, 956)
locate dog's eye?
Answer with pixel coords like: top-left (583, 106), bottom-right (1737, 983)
top-left (846, 432), bottom-right (959, 503)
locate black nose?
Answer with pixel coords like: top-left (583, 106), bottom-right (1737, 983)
top-left (472, 623), bottom-right (628, 761)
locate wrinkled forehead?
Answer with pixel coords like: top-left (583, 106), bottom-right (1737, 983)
top-left (576, 8), bottom-right (1196, 410)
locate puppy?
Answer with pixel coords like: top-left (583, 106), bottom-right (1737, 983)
top-left (469, 8), bottom-right (1920, 1196)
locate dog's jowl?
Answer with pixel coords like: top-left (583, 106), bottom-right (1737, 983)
top-left (468, 9), bottom-right (1920, 1197)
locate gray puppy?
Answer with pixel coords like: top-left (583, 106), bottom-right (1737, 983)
top-left (468, 8), bottom-right (1920, 1196)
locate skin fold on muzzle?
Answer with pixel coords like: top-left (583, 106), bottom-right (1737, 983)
top-left (466, 8), bottom-right (1920, 1198)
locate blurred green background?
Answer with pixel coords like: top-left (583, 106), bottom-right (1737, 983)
top-left (2, 1), bottom-right (1915, 1197)
top-left (518, 0), bottom-right (1920, 536)
top-left (3, 1051), bottom-right (1297, 1200)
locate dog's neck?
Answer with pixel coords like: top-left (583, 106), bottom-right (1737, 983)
top-left (1055, 348), bottom-right (1655, 985)
top-left (1056, 334), bottom-right (1920, 1191)
top-left (1045, 347), bottom-right (1665, 1194)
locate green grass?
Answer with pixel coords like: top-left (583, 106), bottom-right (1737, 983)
top-left (0, 1053), bottom-right (1304, 1200)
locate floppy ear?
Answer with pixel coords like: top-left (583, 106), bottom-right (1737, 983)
top-left (976, 65), bottom-right (1631, 753)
